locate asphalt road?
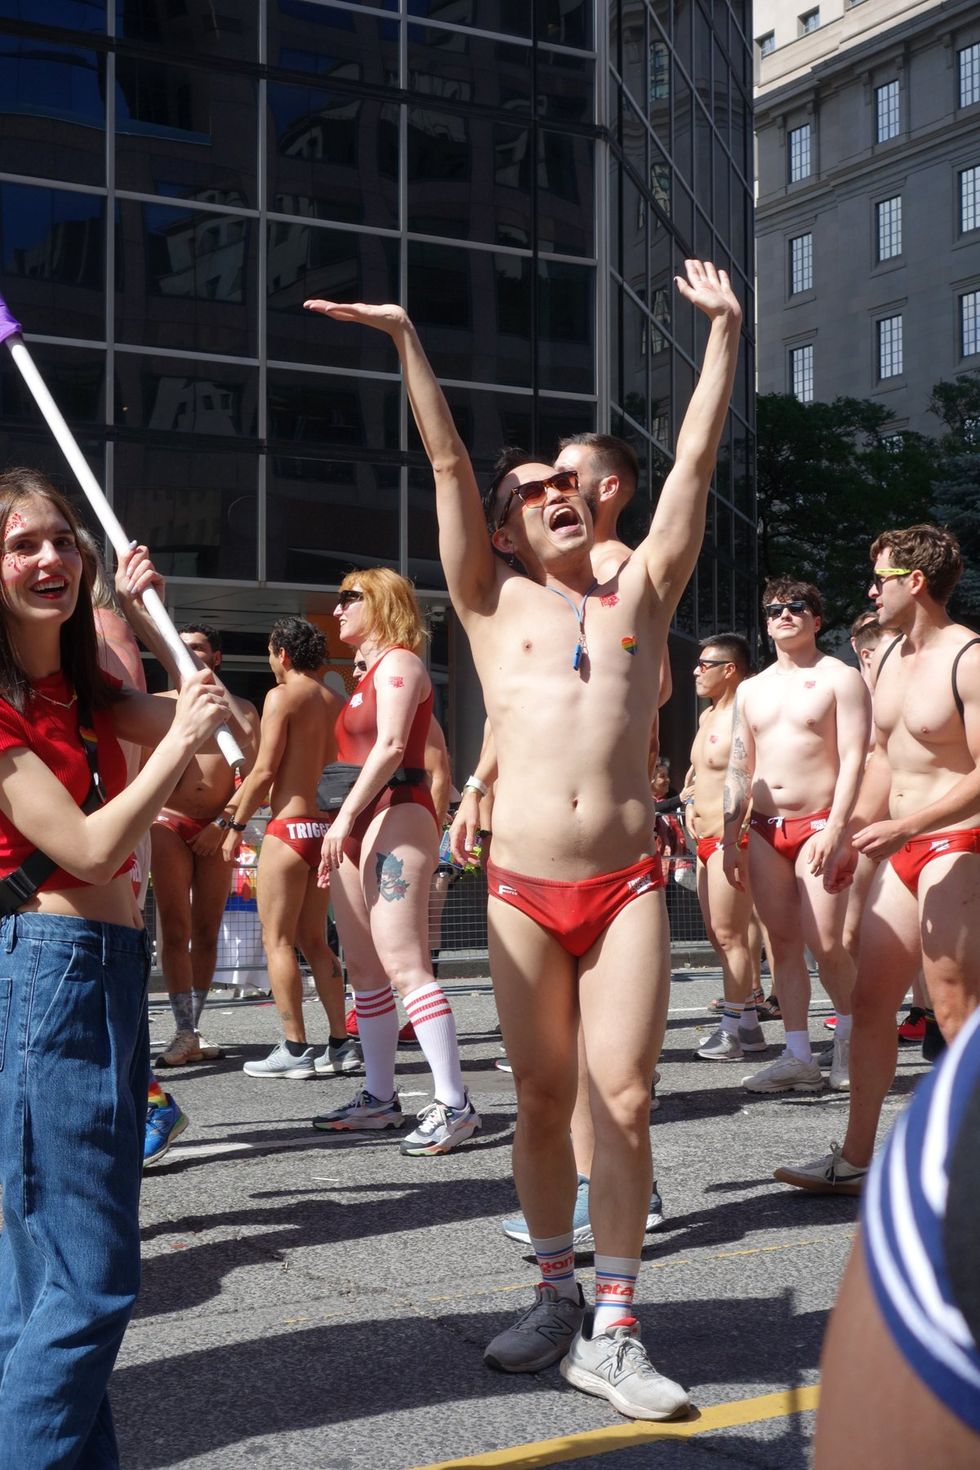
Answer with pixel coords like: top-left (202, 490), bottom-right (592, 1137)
top-left (108, 968), bottom-right (929, 1470)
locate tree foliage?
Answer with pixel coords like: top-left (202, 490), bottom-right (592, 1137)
top-left (756, 393), bottom-right (934, 637)
top-left (927, 370), bottom-right (980, 626)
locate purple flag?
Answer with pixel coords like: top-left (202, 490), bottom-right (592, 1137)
top-left (0, 292), bottom-right (22, 346)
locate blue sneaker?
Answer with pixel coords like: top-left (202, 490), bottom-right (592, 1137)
top-left (502, 1175), bottom-right (665, 1250)
top-left (144, 1094), bottom-right (189, 1168)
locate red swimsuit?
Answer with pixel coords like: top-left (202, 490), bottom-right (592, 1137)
top-left (266, 815), bottom-right (332, 871)
top-left (335, 649), bottom-right (438, 865)
top-left (748, 809), bottom-right (831, 865)
top-left (486, 856), bottom-right (665, 959)
top-left (889, 829), bottom-right (980, 897)
top-left (696, 832), bottom-right (748, 866)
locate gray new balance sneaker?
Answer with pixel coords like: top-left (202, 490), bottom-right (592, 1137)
top-left (484, 1284), bottom-right (585, 1373)
top-left (560, 1314), bottom-right (690, 1421)
top-left (314, 1037), bottom-right (364, 1076)
top-left (243, 1041), bottom-right (316, 1079)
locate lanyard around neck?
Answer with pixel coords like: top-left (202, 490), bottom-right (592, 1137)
top-left (547, 579), bottom-right (599, 671)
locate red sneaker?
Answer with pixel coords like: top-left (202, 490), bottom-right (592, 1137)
top-left (824, 1014), bottom-right (837, 1032)
top-left (346, 1006), bottom-right (417, 1046)
top-left (898, 1007), bottom-right (926, 1043)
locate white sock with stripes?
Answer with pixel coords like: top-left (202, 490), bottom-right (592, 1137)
top-left (354, 985), bottom-right (399, 1101)
top-left (403, 981), bottom-right (466, 1110)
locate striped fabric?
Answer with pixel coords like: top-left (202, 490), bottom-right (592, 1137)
top-left (863, 1005), bottom-right (980, 1432)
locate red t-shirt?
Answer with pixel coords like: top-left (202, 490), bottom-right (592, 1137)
top-left (0, 671), bottom-right (133, 890)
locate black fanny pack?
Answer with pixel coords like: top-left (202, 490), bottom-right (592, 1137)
top-left (317, 762), bottom-right (427, 813)
top-left (0, 699), bottom-right (105, 917)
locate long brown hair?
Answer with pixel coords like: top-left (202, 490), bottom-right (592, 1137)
top-left (0, 468), bottom-right (117, 712)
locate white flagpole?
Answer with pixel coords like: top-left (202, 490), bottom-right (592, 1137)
top-left (0, 294), bottom-right (244, 769)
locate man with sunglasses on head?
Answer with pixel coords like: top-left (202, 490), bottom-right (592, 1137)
top-left (685, 633), bottom-right (770, 1062)
top-left (304, 259), bottom-right (740, 1421)
top-left (722, 580), bottom-right (870, 1096)
top-left (776, 525), bottom-right (980, 1196)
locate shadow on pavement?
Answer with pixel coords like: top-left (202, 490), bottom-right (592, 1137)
top-left (115, 1292), bottom-right (822, 1470)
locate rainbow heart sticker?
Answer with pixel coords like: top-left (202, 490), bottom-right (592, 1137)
top-left (621, 635), bottom-right (637, 656)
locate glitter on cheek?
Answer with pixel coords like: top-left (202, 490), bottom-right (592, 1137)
top-left (5, 513), bottom-right (26, 534)
top-left (1, 553), bottom-right (26, 581)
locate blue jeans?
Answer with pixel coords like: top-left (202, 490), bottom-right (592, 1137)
top-left (0, 913), bottom-right (149, 1469)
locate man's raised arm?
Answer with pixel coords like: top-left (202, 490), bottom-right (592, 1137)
top-left (639, 260), bottom-right (741, 609)
top-left (304, 301), bottom-right (496, 613)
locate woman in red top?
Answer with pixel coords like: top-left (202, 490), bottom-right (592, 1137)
top-left (0, 468), bottom-right (229, 1470)
top-left (315, 567), bottom-right (479, 1155)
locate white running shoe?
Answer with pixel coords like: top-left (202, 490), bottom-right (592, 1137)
top-left (560, 1315), bottom-right (690, 1421)
top-left (697, 1026), bottom-right (744, 1061)
top-left (773, 1140), bottom-right (868, 1196)
top-left (155, 1030), bottom-right (205, 1068)
top-left (742, 1052), bottom-right (823, 1094)
top-left (243, 1041), bottom-right (316, 1080)
top-left (828, 1032), bottom-right (851, 1091)
top-left (399, 1094), bottom-right (480, 1155)
top-left (312, 1086), bottom-right (404, 1131)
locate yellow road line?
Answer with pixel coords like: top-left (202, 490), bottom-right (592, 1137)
top-left (410, 1385), bottom-right (821, 1470)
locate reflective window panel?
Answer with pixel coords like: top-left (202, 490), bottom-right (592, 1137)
top-left (266, 457), bottom-right (400, 584)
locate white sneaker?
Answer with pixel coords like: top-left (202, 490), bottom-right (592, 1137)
top-left (312, 1086), bottom-right (404, 1131)
top-left (773, 1140), bottom-right (868, 1196)
top-left (155, 1030), bottom-right (205, 1068)
top-left (560, 1315), bottom-right (690, 1421)
top-left (399, 1094), bottom-right (480, 1155)
top-left (742, 1052), bottom-right (823, 1094)
top-left (828, 1031), bottom-right (850, 1091)
top-left (243, 1041), bottom-right (316, 1079)
top-left (697, 1026), bottom-right (744, 1061)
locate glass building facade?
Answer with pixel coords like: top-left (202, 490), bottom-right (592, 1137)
top-left (0, 0), bottom-right (755, 770)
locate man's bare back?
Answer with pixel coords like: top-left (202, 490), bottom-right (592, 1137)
top-left (266, 676), bottom-right (340, 819)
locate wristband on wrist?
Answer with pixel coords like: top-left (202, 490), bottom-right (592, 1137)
top-left (463, 775), bottom-right (488, 797)
top-left (228, 819), bottom-right (247, 833)
top-left (213, 817), bottom-right (229, 830)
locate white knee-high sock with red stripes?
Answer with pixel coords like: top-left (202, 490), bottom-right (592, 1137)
top-left (403, 981), bottom-right (466, 1109)
top-left (354, 985), bottom-right (399, 1101)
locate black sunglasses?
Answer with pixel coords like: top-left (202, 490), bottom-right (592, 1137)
top-left (695, 658), bottom-right (731, 671)
top-left (764, 599), bottom-right (809, 618)
top-left (337, 589), bottom-right (364, 608)
top-left (353, 658), bottom-right (367, 672)
top-left (495, 469), bottom-right (580, 533)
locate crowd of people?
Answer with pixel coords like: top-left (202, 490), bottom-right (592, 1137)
top-left (0, 259), bottom-right (977, 1464)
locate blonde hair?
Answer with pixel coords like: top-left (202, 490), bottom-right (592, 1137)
top-left (339, 567), bottom-right (428, 654)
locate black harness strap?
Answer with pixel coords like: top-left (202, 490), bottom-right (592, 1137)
top-left (952, 637), bottom-right (980, 723)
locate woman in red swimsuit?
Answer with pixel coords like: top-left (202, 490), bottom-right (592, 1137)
top-left (0, 469), bottom-right (228, 1468)
top-left (314, 567), bottom-right (479, 1155)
